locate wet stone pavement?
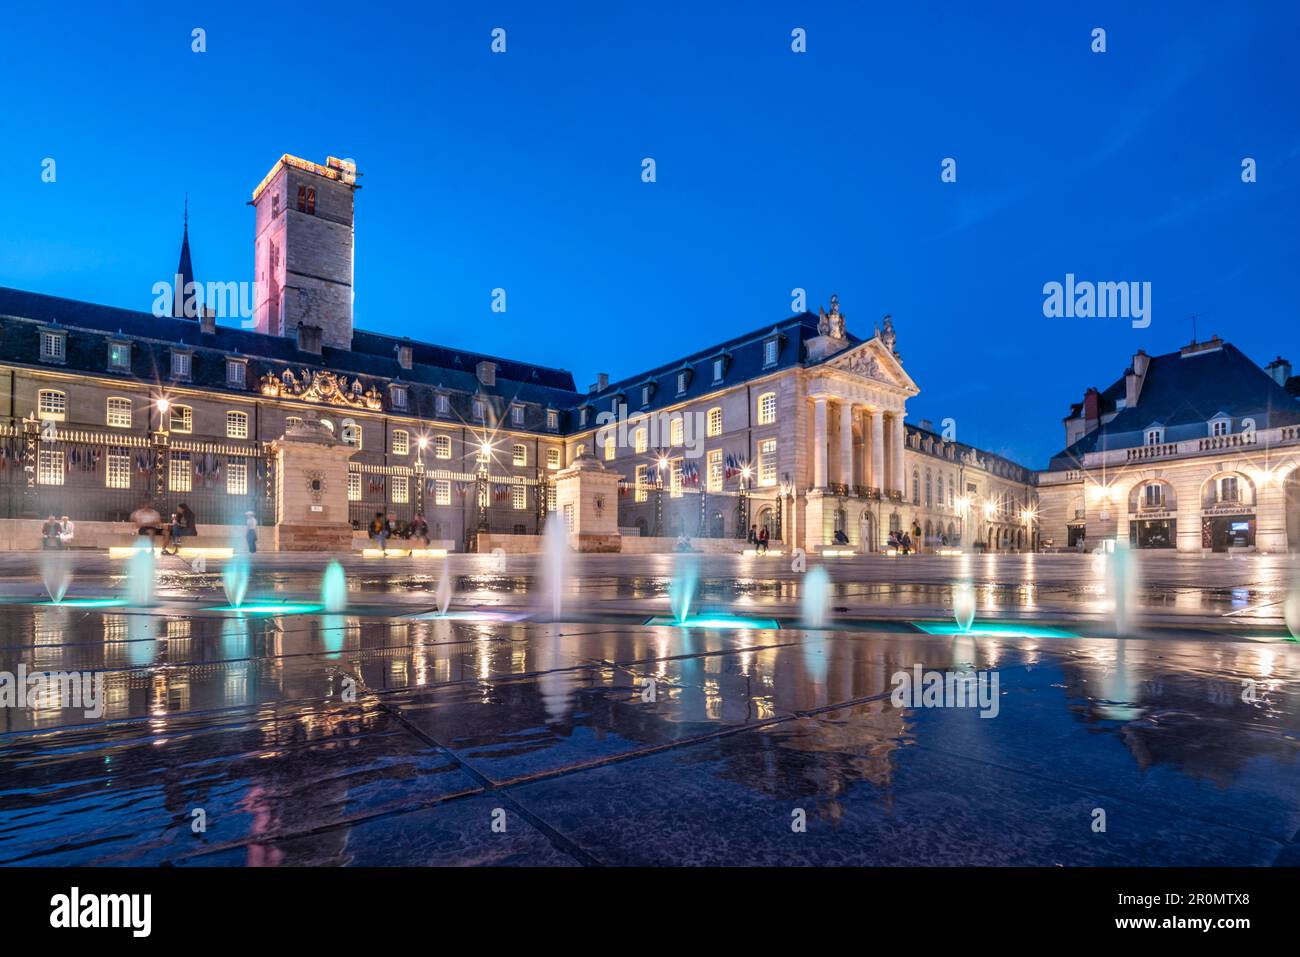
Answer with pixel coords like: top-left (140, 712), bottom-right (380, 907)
top-left (0, 551), bottom-right (1298, 866)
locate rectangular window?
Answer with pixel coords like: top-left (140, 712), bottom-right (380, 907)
top-left (1143, 484), bottom-right (1162, 508)
top-left (757, 392), bottom-right (776, 425)
top-left (707, 407), bottom-right (722, 437)
top-left (171, 352), bottom-right (191, 379)
top-left (106, 397), bottom-right (132, 428)
top-left (512, 444), bottom-right (527, 466)
top-left (348, 471), bottom-right (361, 501)
top-left (391, 386), bottom-right (408, 410)
top-left (604, 436), bottom-right (615, 461)
top-left (512, 485), bottom-right (526, 510)
top-left (1212, 419), bottom-right (1230, 437)
top-left (759, 439), bottom-right (777, 486)
top-left (286, 416), bottom-right (303, 430)
top-left (169, 451), bottom-right (192, 492)
top-left (227, 361), bottom-right (246, 388)
top-left (226, 411), bottom-right (249, 439)
top-left (712, 358), bottom-right (723, 382)
top-left (472, 399), bottom-right (485, 420)
top-left (511, 405), bottom-right (525, 425)
top-left (38, 390), bottom-right (66, 421)
top-left (342, 422), bottom-right (362, 448)
top-left (392, 475), bottom-right (409, 504)
top-left (763, 338), bottom-right (778, 366)
top-left (37, 450), bottom-right (64, 485)
top-left (392, 430), bottom-right (409, 455)
top-left (435, 479), bottom-right (451, 505)
top-left (40, 332), bottom-right (65, 362)
top-left (547, 485), bottom-right (557, 512)
top-left (546, 409), bottom-right (558, 431)
top-left (635, 428), bottom-right (648, 453)
top-left (109, 342), bottom-right (131, 370)
top-left (106, 453), bottom-right (131, 490)
top-left (170, 406), bottom-right (192, 433)
top-left (435, 434), bottom-right (452, 459)
top-left (677, 372), bottom-right (688, 394)
top-left (436, 394), bottom-right (450, 416)
top-left (1220, 476), bottom-right (1239, 502)
top-left (707, 449), bottom-right (723, 492)
top-left (670, 458), bottom-right (683, 498)
top-left (635, 464), bottom-right (649, 502)
top-left (670, 418), bottom-right (684, 446)
top-left (546, 448), bottom-right (561, 469)
top-left (226, 462), bottom-right (248, 495)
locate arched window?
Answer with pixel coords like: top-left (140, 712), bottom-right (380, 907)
top-left (341, 419), bottom-right (361, 447)
top-left (912, 469), bottom-right (920, 505)
top-left (392, 429), bottom-right (409, 455)
top-left (757, 392), bottom-right (776, 425)
top-left (226, 410), bottom-right (249, 439)
top-left (707, 407), bottom-right (722, 437)
top-left (38, 389), bottom-right (67, 421)
top-left (106, 397), bottom-right (132, 428)
top-left (434, 434), bottom-right (451, 459)
top-left (925, 469), bottom-right (933, 507)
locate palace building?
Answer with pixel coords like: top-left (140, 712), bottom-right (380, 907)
top-left (0, 153), bottom-right (1037, 552)
top-left (1037, 339), bottom-right (1300, 553)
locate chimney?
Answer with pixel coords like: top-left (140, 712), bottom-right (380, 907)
top-left (200, 306), bottom-right (216, 336)
top-left (1083, 387), bottom-right (1101, 431)
top-left (396, 342), bottom-right (413, 370)
top-left (295, 323), bottom-right (323, 355)
top-left (588, 372), bottom-right (609, 393)
top-left (1124, 367), bottom-right (1140, 408)
top-left (1132, 349), bottom-right (1150, 377)
top-left (476, 360), bottom-right (496, 386)
top-left (1267, 356), bottom-right (1292, 387)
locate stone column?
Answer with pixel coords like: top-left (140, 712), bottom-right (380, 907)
top-left (870, 410), bottom-right (885, 492)
top-left (892, 413), bottom-right (907, 495)
top-left (812, 397), bottom-right (828, 490)
top-left (839, 401), bottom-right (854, 488)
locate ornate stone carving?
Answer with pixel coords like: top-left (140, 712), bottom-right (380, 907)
top-left (818, 294), bottom-right (847, 339)
top-left (259, 368), bottom-right (384, 410)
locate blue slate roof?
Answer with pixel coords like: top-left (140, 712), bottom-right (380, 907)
top-left (1049, 341), bottom-right (1300, 468)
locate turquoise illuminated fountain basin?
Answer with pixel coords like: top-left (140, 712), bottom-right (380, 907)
top-left (32, 598), bottom-right (127, 608)
top-left (644, 614), bottom-right (781, 630)
top-left (201, 602), bottom-right (323, 615)
top-left (911, 621), bottom-right (1080, 639)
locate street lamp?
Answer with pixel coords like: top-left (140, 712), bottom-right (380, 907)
top-left (654, 453), bottom-right (667, 536)
top-left (737, 462), bottom-right (751, 538)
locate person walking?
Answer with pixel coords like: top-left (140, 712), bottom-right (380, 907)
top-left (757, 525), bottom-right (769, 556)
top-left (244, 511), bottom-right (258, 553)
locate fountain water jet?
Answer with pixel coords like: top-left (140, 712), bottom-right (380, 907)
top-left (125, 540), bottom-right (157, 607)
top-left (952, 582), bottom-right (976, 633)
top-left (222, 554), bottom-right (250, 609)
top-left (800, 565), bottom-right (830, 629)
top-left (539, 516), bottom-right (569, 621)
top-left (435, 559), bottom-right (452, 616)
top-left (1105, 540), bottom-right (1139, 636)
top-left (40, 550), bottom-right (72, 603)
top-left (322, 560), bottom-right (347, 613)
top-left (668, 554), bottom-right (699, 624)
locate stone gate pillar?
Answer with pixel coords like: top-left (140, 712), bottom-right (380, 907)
top-left (271, 421), bottom-right (355, 551)
top-left (554, 454), bottom-right (621, 552)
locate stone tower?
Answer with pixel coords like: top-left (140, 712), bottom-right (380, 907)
top-left (251, 155), bottom-right (359, 349)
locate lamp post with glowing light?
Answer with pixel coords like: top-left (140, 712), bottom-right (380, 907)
top-left (776, 474), bottom-right (792, 541)
top-left (654, 453), bottom-right (667, 537)
top-left (152, 397), bottom-right (171, 507)
top-left (737, 463), bottom-right (751, 538)
top-left (475, 438), bottom-right (492, 538)
top-left (414, 435), bottom-right (428, 514)
top-left (1021, 506), bottom-right (1037, 552)
top-left (955, 495), bottom-right (970, 547)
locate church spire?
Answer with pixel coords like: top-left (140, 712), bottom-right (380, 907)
top-left (172, 194), bottom-right (196, 319)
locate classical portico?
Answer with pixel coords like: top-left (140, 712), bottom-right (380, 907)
top-left (802, 326), bottom-right (919, 550)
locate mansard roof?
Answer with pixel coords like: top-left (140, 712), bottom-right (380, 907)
top-left (1049, 341), bottom-right (1300, 469)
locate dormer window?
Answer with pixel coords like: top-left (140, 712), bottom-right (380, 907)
top-left (226, 358), bottom-right (246, 388)
top-left (677, 372), bottom-right (688, 394)
top-left (435, 393), bottom-right (450, 416)
top-left (712, 358), bottom-right (724, 382)
top-left (108, 341), bottom-right (131, 371)
top-left (1209, 415), bottom-right (1231, 437)
top-left (472, 398), bottom-right (486, 421)
top-left (171, 349), bottom-right (192, 381)
top-left (511, 404), bottom-right (525, 426)
top-left (579, 407), bottom-right (590, 427)
top-left (641, 385), bottom-right (652, 407)
top-left (1144, 426), bottom-right (1164, 446)
top-left (763, 336), bottom-right (780, 367)
top-left (39, 329), bottom-right (66, 364)
top-left (546, 409), bottom-right (558, 431)
top-left (390, 384), bottom-right (409, 411)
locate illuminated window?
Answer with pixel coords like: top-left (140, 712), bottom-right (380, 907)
top-left (347, 472), bottom-right (361, 501)
top-left (477, 443), bottom-right (491, 464)
top-left (546, 448), bottom-right (561, 469)
top-left (669, 458), bottom-right (683, 498)
top-left (434, 434), bottom-right (451, 459)
top-left (635, 428), bottom-right (647, 453)
top-left (169, 451), bottom-right (192, 492)
top-left (757, 392), bottom-right (776, 425)
top-left (758, 439), bottom-right (777, 486)
top-left (106, 397), bottom-right (132, 428)
top-left (37, 450), bottom-right (64, 485)
top-left (286, 416), bottom-right (303, 430)
top-left (604, 435), bottom-right (615, 461)
top-left (392, 476), bottom-right (409, 504)
top-left (226, 411), bottom-right (249, 439)
top-left (108, 342), bottom-right (131, 370)
top-left (170, 405), bottom-right (192, 433)
top-left (298, 185), bottom-right (316, 214)
top-left (707, 407), bottom-right (722, 437)
top-left (106, 453), bottom-right (130, 489)
top-left (707, 449), bottom-right (723, 492)
top-left (669, 417), bottom-right (684, 446)
top-left (38, 390), bottom-right (66, 421)
top-left (513, 444), bottom-right (527, 466)
top-left (435, 479), bottom-right (451, 505)
top-left (635, 464), bottom-right (649, 502)
top-left (512, 485), bottom-right (526, 510)
top-left (226, 462), bottom-right (248, 495)
top-left (392, 430), bottom-right (409, 455)
top-left (575, 444), bottom-right (586, 458)
top-left (341, 420), bottom-right (362, 448)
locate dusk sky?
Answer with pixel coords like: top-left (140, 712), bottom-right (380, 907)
top-left (2, 1), bottom-right (1297, 467)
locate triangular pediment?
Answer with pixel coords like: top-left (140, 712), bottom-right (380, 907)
top-left (824, 338), bottom-right (919, 394)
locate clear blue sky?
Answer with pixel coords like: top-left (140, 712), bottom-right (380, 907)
top-left (2, 1), bottom-right (1297, 467)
